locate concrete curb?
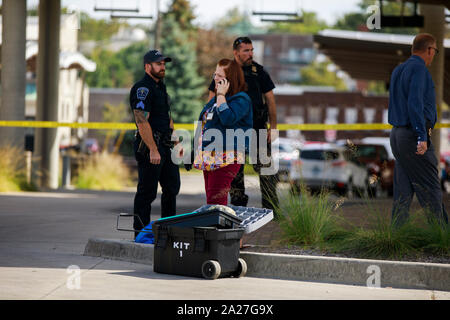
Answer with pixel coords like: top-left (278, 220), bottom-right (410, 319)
top-left (84, 238), bottom-right (154, 265)
top-left (83, 238), bottom-right (450, 291)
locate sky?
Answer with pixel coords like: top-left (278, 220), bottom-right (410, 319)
top-left (25, 0), bottom-right (362, 27)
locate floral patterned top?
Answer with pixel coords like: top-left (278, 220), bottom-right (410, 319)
top-left (193, 104), bottom-right (244, 171)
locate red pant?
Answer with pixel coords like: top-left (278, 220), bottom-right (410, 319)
top-left (203, 164), bottom-right (241, 205)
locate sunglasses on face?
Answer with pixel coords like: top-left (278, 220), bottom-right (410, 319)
top-left (233, 37), bottom-right (251, 48)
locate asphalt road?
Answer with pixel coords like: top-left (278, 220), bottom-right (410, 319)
top-left (0, 174), bottom-right (449, 300)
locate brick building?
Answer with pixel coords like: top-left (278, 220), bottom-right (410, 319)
top-left (249, 34), bottom-right (315, 84)
top-left (274, 86), bottom-right (389, 142)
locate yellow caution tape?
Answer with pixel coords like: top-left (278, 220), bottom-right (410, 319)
top-left (0, 121), bottom-right (449, 131)
top-left (0, 120), bottom-right (135, 130)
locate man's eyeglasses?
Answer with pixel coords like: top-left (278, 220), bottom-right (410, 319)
top-left (429, 46), bottom-right (439, 55)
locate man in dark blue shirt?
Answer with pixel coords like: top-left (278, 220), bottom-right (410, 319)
top-left (388, 33), bottom-right (448, 227)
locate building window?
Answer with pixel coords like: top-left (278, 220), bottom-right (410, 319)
top-left (326, 107), bottom-right (339, 123)
top-left (308, 107), bottom-right (322, 123)
top-left (277, 105), bottom-right (287, 123)
top-left (279, 67), bottom-right (301, 82)
top-left (383, 109), bottom-right (389, 132)
top-left (345, 108), bottom-right (358, 124)
top-left (364, 108), bottom-right (376, 123)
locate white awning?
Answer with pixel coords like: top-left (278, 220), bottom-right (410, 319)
top-left (25, 41), bottom-right (96, 72)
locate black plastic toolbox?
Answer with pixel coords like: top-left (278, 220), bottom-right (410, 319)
top-left (153, 225), bottom-right (247, 279)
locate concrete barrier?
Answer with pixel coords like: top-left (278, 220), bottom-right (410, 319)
top-left (84, 238), bottom-right (450, 291)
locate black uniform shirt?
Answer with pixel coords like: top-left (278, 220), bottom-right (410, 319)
top-left (209, 61), bottom-right (275, 127)
top-left (130, 73), bottom-right (171, 134)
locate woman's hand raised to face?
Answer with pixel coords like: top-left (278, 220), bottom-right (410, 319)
top-left (216, 79), bottom-right (229, 97)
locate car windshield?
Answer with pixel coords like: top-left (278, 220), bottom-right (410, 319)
top-left (300, 150), bottom-right (339, 161)
top-left (276, 143), bottom-right (296, 153)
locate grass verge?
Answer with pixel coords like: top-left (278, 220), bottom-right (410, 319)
top-left (0, 145), bottom-right (36, 192)
top-left (277, 185), bottom-right (348, 249)
top-left (277, 187), bottom-right (449, 260)
top-left (74, 152), bottom-right (131, 191)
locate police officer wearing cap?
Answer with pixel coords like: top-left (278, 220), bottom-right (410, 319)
top-left (130, 50), bottom-right (181, 238)
top-left (208, 36), bottom-right (279, 212)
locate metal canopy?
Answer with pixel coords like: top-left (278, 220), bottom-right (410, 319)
top-left (385, 0), bottom-right (450, 10)
top-left (313, 29), bottom-right (450, 105)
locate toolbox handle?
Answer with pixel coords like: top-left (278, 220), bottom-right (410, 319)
top-left (116, 213), bottom-right (153, 234)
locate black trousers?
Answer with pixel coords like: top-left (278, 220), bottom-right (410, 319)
top-left (390, 127), bottom-right (448, 227)
top-left (133, 141), bottom-right (180, 237)
top-left (229, 132), bottom-right (279, 211)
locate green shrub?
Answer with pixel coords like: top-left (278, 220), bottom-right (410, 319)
top-left (278, 185), bottom-right (346, 248)
top-left (74, 152), bottom-right (131, 191)
top-left (336, 218), bottom-right (426, 259)
top-left (421, 217), bottom-right (450, 256)
top-left (278, 184), bottom-right (449, 260)
top-left (0, 145), bottom-right (35, 192)
top-left (324, 206), bottom-right (447, 260)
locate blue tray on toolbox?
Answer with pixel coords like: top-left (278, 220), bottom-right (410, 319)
top-left (152, 205), bottom-right (243, 231)
top-left (194, 205), bottom-right (274, 234)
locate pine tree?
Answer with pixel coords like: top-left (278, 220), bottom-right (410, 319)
top-left (160, 0), bottom-right (205, 123)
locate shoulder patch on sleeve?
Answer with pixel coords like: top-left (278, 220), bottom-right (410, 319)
top-left (136, 87), bottom-right (149, 101)
top-left (136, 101), bottom-right (145, 110)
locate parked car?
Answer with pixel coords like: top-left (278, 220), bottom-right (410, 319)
top-left (290, 142), bottom-right (369, 197)
top-left (360, 137), bottom-right (394, 160)
top-left (271, 137), bottom-right (303, 183)
top-left (82, 138), bottom-right (99, 154)
top-left (340, 141), bottom-right (395, 197)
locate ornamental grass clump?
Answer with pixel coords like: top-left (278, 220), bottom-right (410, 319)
top-left (278, 184), bottom-right (347, 248)
top-left (74, 151), bottom-right (131, 191)
top-left (334, 204), bottom-right (440, 260)
top-left (0, 145), bottom-right (35, 192)
top-left (421, 215), bottom-right (450, 256)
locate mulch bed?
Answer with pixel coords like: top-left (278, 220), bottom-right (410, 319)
top-left (241, 193), bottom-right (450, 264)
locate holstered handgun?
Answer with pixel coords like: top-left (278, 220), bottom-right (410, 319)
top-left (137, 130), bottom-right (174, 157)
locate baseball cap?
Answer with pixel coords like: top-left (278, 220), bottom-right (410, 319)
top-left (143, 50), bottom-right (172, 64)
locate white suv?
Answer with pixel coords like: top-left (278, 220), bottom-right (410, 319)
top-left (290, 142), bottom-right (369, 197)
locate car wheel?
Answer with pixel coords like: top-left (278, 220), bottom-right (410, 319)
top-left (346, 179), bottom-right (354, 199)
top-left (368, 182), bottom-right (381, 198)
top-left (387, 186), bottom-right (394, 197)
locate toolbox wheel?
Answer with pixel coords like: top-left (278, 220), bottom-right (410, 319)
top-left (234, 258), bottom-right (247, 278)
top-left (201, 260), bottom-right (221, 280)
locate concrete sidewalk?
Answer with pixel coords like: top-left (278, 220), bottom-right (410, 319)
top-left (84, 238), bottom-right (450, 292)
top-left (1, 174), bottom-right (449, 299)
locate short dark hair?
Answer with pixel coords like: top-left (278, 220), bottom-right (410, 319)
top-left (412, 33), bottom-right (436, 53)
top-left (233, 37), bottom-right (252, 50)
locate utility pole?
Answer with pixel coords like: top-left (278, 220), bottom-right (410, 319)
top-left (154, 0), bottom-right (162, 50)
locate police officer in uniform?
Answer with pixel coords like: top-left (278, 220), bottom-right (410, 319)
top-left (130, 50), bottom-right (181, 237)
top-left (208, 37), bottom-right (279, 212)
